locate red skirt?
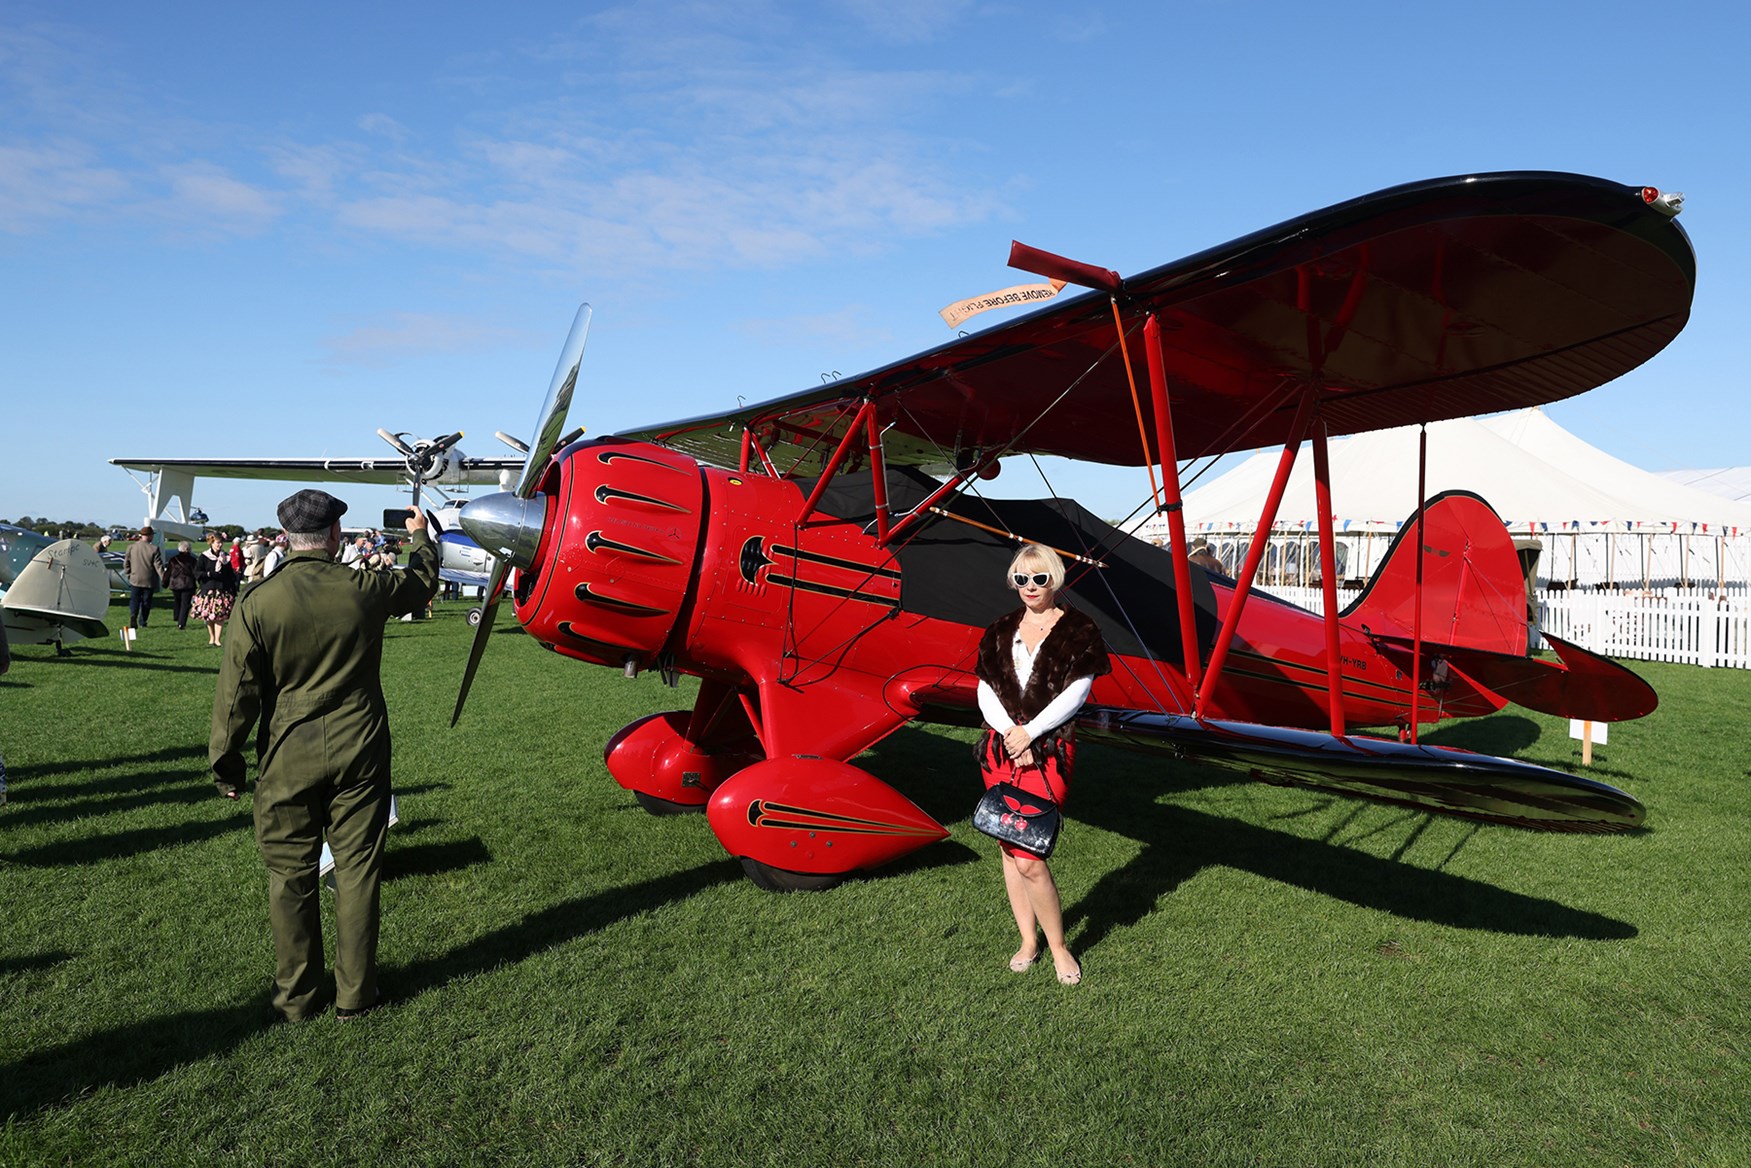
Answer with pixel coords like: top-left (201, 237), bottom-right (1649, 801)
top-left (978, 729), bottom-right (1075, 858)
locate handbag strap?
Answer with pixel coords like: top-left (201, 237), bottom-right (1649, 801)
top-left (1019, 732), bottom-right (1060, 806)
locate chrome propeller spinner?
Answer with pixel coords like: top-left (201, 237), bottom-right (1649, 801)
top-left (451, 303), bottom-right (592, 726)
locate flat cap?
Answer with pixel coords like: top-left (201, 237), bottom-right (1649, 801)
top-left (276, 489), bottom-right (349, 533)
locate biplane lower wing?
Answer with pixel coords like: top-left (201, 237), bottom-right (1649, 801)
top-left (901, 678), bottom-right (1643, 833)
top-left (1076, 708), bottom-right (1643, 833)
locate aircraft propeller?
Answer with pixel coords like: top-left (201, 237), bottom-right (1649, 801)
top-left (450, 304), bottom-right (593, 726)
top-left (378, 428), bottom-right (467, 514)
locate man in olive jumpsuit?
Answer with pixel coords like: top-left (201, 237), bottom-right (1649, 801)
top-left (210, 490), bottom-right (438, 1022)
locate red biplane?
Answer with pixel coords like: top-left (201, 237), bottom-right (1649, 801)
top-left (452, 172), bottom-right (1693, 890)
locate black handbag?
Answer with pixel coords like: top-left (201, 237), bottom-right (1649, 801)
top-left (973, 779), bottom-right (1062, 859)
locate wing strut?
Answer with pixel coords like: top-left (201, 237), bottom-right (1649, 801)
top-left (1408, 423), bottom-right (1429, 743)
top-left (866, 407), bottom-right (892, 544)
top-left (1311, 416), bottom-right (1347, 737)
top-left (795, 400), bottom-right (874, 525)
top-left (1143, 314), bottom-right (1204, 696)
top-left (885, 458), bottom-right (994, 546)
top-left (1195, 387), bottom-right (1319, 717)
top-left (1109, 299), bottom-right (1161, 511)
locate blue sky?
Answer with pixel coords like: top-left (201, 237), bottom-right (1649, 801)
top-left (3, 1), bottom-right (1745, 530)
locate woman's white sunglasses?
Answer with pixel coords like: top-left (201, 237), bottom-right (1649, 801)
top-left (1012, 572), bottom-right (1051, 587)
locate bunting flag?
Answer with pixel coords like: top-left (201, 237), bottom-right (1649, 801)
top-left (939, 280), bottom-right (1067, 329)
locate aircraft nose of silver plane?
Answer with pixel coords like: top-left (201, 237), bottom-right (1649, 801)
top-left (457, 491), bottom-right (551, 571)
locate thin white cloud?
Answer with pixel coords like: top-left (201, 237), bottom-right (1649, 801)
top-left (0, 141), bottom-right (129, 232)
top-left (830, 0), bottom-right (977, 44)
top-left (357, 113), bottom-right (411, 143)
top-left (1, 8), bottom-right (1010, 273)
top-left (737, 305), bottom-right (891, 349)
top-left (155, 162), bottom-right (281, 231)
top-left (321, 311), bottom-right (536, 367)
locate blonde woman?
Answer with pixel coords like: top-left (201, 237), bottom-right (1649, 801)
top-left (974, 543), bottom-right (1110, 985)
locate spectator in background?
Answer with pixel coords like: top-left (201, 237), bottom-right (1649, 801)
top-left (243, 534), bottom-right (267, 584)
top-left (194, 533), bottom-right (240, 647)
top-left (124, 527), bottom-right (165, 630)
top-left (261, 533), bottom-right (287, 578)
top-left (164, 540), bottom-right (200, 630)
top-left (1188, 539), bottom-right (1224, 574)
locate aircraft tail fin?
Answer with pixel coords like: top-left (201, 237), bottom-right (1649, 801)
top-left (1344, 491), bottom-right (1531, 658)
top-left (1344, 492), bottom-right (1655, 722)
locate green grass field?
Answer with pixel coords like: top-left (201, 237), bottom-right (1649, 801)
top-left (1, 601), bottom-right (1747, 1166)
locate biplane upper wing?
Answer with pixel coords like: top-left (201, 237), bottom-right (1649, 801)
top-left (622, 172), bottom-right (1693, 471)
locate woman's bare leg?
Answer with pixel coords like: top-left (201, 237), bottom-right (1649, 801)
top-left (1001, 851), bottom-right (1040, 967)
top-left (1012, 853), bottom-right (1079, 983)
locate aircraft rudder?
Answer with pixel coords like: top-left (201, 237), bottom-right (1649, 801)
top-left (1343, 491), bottom-right (1529, 657)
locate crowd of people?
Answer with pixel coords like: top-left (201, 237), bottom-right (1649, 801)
top-left (108, 524), bottom-right (411, 643)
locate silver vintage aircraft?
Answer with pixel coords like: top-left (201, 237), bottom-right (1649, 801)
top-left (1, 524), bottom-right (111, 653)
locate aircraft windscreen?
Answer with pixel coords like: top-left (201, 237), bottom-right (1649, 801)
top-left (0, 524), bottom-right (56, 588)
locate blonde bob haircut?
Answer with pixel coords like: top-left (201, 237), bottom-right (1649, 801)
top-left (1006, 543), bottom-right (1066, 592)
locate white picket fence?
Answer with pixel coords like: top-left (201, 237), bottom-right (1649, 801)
top-left (1257, 585), bottom-right (1751, 669)
top-left (1538, 590), bottom-right (1751, 669)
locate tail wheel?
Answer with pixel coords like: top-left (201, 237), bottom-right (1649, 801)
top-left (466, 607), bottom-right (483, 627)
top-left (738, 857), bottom-right (846, 893)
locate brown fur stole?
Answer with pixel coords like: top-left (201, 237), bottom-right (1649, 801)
top-left (974, 605), bottom-right (1111, 772)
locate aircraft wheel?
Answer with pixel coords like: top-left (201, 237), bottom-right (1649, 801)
top-left (466, 607), bottom-right (483, 628)
top-left (633, 791), bottom-right (706, 816)
top-left (738, 857), bottom-right (846, 893)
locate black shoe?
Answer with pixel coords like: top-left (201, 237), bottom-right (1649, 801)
top-left (336, 994), bottom-right (382, 1021)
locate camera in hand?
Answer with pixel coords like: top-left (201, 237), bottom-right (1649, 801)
top-left (380, 507), bottom-right (441, 535)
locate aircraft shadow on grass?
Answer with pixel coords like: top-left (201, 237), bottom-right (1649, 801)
top-left (1419, 715), bottom-right (1544, 756)
top-left (0, 859), bottom-right (741, 1120)
top-left (1420, 715), bottom-right (1642, 785)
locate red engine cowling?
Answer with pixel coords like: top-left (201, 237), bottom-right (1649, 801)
top-left (705, 757), bottom-right (948, 881)
top-left (516, 439), bottom-right (705, 672)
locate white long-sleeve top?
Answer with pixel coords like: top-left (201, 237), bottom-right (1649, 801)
top-left (976, 627), bottom-right (1094, 742)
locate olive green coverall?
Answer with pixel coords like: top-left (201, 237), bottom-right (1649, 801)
top-left (210, 533), bottom-right (439, 1020)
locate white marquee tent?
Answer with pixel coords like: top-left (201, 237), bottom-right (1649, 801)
top-left (1659, 466), bottom-right (1751, 505)
top-left (1132, 409), bottom-right (1751, 589)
